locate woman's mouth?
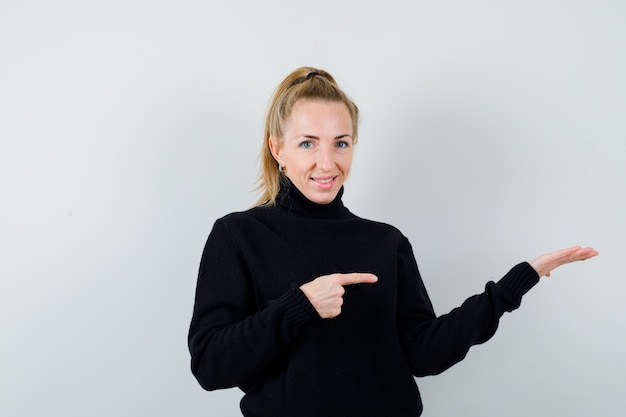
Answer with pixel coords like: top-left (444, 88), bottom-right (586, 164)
top-left (312, 176), bottom-right (337, 188)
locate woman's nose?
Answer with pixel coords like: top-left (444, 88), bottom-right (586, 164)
top-left (316, 145), bottom-right (333, 170)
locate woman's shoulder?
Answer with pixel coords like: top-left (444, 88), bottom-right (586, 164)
top-left (214, 205), bottom-right (267, 224)
top-left (348, 211), bottom-right (408, 239)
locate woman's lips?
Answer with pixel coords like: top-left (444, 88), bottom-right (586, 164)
top-left (311, 176), bottom-right (337, 189)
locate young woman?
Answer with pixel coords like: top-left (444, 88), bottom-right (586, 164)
top-left (188, 67), bottom-right (598, 417)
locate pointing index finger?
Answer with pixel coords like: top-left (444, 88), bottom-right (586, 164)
top-left (337, 273), bottom-right (378, 286)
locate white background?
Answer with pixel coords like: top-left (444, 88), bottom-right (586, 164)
top-left (1, 1), bottom-right (624, 416)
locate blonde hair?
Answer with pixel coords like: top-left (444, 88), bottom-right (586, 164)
top-left (254, 67), bottom-right (359, 206)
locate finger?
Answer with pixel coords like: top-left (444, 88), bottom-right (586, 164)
top-left (555, 246), bottom-right (582, 259)
top-left (564, 246), bottom-right (598, 262)
top-left (337, 273), bottom-right (378, 287)
top-left (575, 247), bottom-right (599, 260)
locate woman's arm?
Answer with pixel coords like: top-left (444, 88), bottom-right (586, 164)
top-left (396, 238), bottom-right (597, 377)
top-left (188, 220), bottom-right (319, 390)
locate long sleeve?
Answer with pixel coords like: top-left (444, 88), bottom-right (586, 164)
top-left (188, 219), bottom-right (319, 391)
top-left (188, 184), bottom-right (542, 416)
top-left (395, 237), bottom-right (540, 377)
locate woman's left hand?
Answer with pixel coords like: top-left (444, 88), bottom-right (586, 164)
top-left (528, 246), bottom-right (599, 278)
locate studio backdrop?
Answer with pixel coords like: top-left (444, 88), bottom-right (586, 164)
top-left (1, 1), bottom-right (624, 416)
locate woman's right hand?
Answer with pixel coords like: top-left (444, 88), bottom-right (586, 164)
top-left (300, 273), bottom-right (378, 319)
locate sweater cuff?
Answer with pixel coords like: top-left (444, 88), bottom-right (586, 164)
top-left (292, 287), bottom-right (323, 321)
top-left (498, 261), bottom-right (540, 303)
top-left (269, 286), bottom-right (321, 331)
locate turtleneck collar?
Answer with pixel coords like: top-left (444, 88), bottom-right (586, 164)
top-left (275, 177), bottom-right (349, 219)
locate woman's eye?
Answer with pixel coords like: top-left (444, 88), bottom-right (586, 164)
top-left (299, 141), bottom-right (313, 149)
top-left (335, 140), bottom-right (350, 148)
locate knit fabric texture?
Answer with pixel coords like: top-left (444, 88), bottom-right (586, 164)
top-left (188, 179), bottom-right (540, 416)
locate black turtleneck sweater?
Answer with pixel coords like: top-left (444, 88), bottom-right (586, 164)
top-left (188, 181), bottom-right (540, 417)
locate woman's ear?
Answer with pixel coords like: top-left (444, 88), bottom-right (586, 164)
top-left (268, 136), bottom-right (281, 163)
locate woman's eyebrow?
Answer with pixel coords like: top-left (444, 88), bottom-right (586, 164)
top-left (297, 134), bottom-right (352, 140)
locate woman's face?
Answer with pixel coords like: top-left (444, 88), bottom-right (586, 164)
top-left (270, 100), bottom-right (354, 205)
